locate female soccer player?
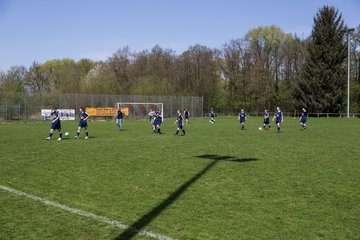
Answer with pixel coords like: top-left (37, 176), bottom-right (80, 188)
top-left (272, 107), bottom-right (283, 132)
top-left (116, 107), bottom-right (124, 130)
top-left (238, 109), bottom-right (246, 130)
top-left (209, 108), bottom-right (215, 124)
top-left (75, 107), bottom-right (90, 139)
top-left (174, 110), bottom-right (186, 136)
top-left (153, 110), bottom-right (162, 134)
top-left (184, 109), bottom-right (190, 124)
top-left (263, 109), bottom-right (271, 130)
top-left (300, 108), bottom-right (307, 130)
top-left (46, 107), bottom-right (62, 140)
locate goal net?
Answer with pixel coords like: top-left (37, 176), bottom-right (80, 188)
top-left (115, 102), bottom-right (164, 121)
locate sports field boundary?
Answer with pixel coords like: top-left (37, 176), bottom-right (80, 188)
top-left (0, 184), bottom-right (175, 240)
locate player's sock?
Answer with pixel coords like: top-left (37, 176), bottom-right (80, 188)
top-left (157, 128), bottom-right (161, 134)
top-left (77, 132), bottom-right (80, 137)
top-left (175, 130), bottom-right (179, 135)
top-left (86, 131), bottom-right (88, 137)
top-left (277, 126), bottom-right (280, 131)
top-left (59, 132), bottom-right (62, 139)
top-left (241, 125), bottom-right (244, 130)
top-left (182, 130), bottom-right (186, 135)
top-left (49, 132), bottom-right (53, 139)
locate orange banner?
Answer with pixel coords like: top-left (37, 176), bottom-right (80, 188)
top-left (86, 107), bottom-right (128, 117)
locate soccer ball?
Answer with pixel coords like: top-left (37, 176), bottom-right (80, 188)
top-left (64, 132), bottom-right (69, 136)
top-left (258, 127), bottom-right (262, 131)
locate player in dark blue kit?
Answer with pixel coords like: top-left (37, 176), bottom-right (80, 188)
top-left (209, 108), bottom-right (215, 124)
top-left (238, 109), bottom-right (247, 130)
top-left (300, 108), bottom-right (307, 130)
top-left (263, 109), bottom-right (271, 130)
top-left (116, 107), bottom-right (124, 130)
top-left (184, 109), bottom-right (190, 125)
top-left (46, 107), bottom-right (62, 140)
top-left (75, 107), bottom-right (90, 139)
top-left (153, 110), bottom-right (162, 134)
top-left (272, 107), bottom-right (283, 132)
top-left (174, 110), bottom-right (186, 136)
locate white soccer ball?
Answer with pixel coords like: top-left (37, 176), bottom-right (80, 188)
top-left (64, 132), bottom-right (69, 136)
top-left (258, 127), bottom-right (263, 131)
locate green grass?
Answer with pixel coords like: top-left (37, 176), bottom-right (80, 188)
top-left (1, 117), bottom-right (360, 240)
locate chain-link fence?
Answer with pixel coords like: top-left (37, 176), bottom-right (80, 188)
top-left (0, 94), bottom-right (203, 120)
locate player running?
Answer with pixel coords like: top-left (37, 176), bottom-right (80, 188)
top-left (153, 110), bottom-right (162, 134)
top-left (75, 107), bottom-right (90, 139)
top-left (209, 108), bottom-right (215, 124)
top-left (300, 108), bottom-right (307, 130)
top-left (238, 109), bottom-right (246, 130)
top-left (272, 107), bottom-right (283, 132)
top-left (46, 107), bottom-right (62, 140)
top-left (263, 109), bottom-right (271, 130)
top-left (184, 109), bottom-right (190, 124)
top-left (174, 110), bottom-right (186, 136)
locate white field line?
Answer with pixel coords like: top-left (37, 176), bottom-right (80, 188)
top-left (0, 184), bottom-right (175, 240)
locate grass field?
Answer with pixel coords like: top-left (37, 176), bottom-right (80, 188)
top-left (1, 117), bottom-right (360, 240)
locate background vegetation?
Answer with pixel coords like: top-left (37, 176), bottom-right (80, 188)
top-left (1, 6), bottom-right (360, 113)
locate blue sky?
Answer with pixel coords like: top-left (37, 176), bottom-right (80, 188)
top-left (0, 0), bottom-right (359, 71)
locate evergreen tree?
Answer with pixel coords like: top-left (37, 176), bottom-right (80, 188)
top-left (294, 6), bottom-right (347, 112)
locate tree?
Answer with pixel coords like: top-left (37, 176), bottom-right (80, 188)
top-left (25, 62), bottom-right (53, 96)
top-left (222, 39), bottom-right (250, 111)
top-left (245, 25), bottom-right (288, 110)
top-left (294, 6), bottom-right (347, 112)
top-left (0, 66), bottom-right (27, 104)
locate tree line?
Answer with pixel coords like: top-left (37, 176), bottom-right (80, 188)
top-left (1, 6), bottom-right (360, 113)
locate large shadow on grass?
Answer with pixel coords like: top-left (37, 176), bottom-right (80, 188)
top-left (116, 155), bottom-right (258, 240)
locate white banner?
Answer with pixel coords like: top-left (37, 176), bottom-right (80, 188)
top-left (41, 109), bottom-right (76, 121)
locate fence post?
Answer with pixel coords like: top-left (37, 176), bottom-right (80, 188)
top-left (317, 113), bottom-right (319, 118)
top-left (24, 94), bottom-right (27, 120)
top-left (170, 96), bottom-right (173, 118)
top-left (5, 103), bottom-right (7, 120)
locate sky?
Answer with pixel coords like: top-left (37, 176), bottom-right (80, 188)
top-left (0, 0), bottom-right (359, 72)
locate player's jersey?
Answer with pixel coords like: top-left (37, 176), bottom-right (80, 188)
top-left (177, 113), bottom-right (183, 127)
top-left (239, 111), bottom-right (246, 122)
top-left (210, 110), bottom-right (215, 118)
top-left (154, 111), bottom-right (162, 125)
top-left (117, 111), bottom-right (124, 119)
top-left (264, 111), bottom-right (270, 120)
top-left (184, 111), bottom-right (189, 119)
top-left (80, 111), bottom-right (89, 121)
top-left (51, 110), bottom-right (60, 122)
top-left (275, 111), bottom-right (283, 123)
top-left (264, 111), bottom-right (270, 124)
top-left (301, 111), bottom-right (307, 122)
top-left (149, 111), bottom-right (155, 117)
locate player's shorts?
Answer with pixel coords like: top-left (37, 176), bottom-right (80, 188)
top-left (240, 118), bottom-right (245, 123)
top-left (79, 120), bottom-right (88, 128)
top-left (154, 118), bottom-right (161, 126)
top-left (276, 119), bottom-right (282, 124)
top-left (301, 118), bottom-right (307, 124)
top-left (178, 123), bottom-right (183, 129)
top-left (185, 115), bottom-right (189, 119)
top-left (51, 121), bottom-right (61, 130)
top-left (264, 119), bottom-right (270, 125)
top-left (210, 114), bottom-right (215, 118)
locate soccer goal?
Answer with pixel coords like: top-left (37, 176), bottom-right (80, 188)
top-left (115, 102), bottom-right (164, 121)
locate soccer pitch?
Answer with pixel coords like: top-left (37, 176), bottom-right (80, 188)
top-left (0, 117), bottom-right (359, 240)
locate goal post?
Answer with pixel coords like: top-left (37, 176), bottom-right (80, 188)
top-left (115, 102), bottom-right (164, 121)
